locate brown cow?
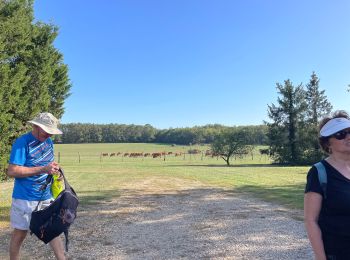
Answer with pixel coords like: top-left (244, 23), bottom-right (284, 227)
top-left (152, 152), bottom-right (162, 158)
top-left (129, 152), bottom-right (143, 157)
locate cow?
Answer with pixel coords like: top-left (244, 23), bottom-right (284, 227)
top-left (129, 152), bottom-right (143, 157)
top-left (152, 152), bottom-right (162, 158)
top-left (259, 148), bottom-right (272, 156)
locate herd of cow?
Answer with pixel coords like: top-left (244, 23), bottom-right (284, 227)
top-left (100, 149), bottom-right (218, 159)
top-left (100, 148), bottom-right (272, 159)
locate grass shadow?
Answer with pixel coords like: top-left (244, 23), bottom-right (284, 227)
top-left (234, 184), bottom-right (305, 210)
top-left (165, 163), bottom-right (280, 168)
top-left (77, 189), bottom-right (121, 207)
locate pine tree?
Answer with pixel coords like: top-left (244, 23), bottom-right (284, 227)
top-left (266, 80), bottom-right (307, 165)
top-left (0, 0), bottom-right (33, 172)
top-left (0, 0), bottom-right (71, 178)
top-left (304, 72), bottom-right (332, 161)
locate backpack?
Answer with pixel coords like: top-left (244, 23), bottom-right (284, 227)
top-left (30, 168), bottom-right (79, 251)
top-left (314, 161), bottom-right (327, 199)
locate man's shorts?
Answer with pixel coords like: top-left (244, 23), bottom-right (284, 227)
top-left (10, 198), bottom-right (52, 230)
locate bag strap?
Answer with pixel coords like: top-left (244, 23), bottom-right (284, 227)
top-left (314, 161), bottom-right (327, 199)
top-left (64, 229), bottom-right (69, 252)
top-left (34, 174), bottom-right (54, 211)
top-left (35, 167), bottom-right (69, 211)
top-left (58, 168), bottom-right (73, 192)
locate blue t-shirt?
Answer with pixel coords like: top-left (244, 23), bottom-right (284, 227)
top-left (9, 132), bottom-right (54, 201)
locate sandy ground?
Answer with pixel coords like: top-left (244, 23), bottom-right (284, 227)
top-left (0, 178), bottom-right (313, 259)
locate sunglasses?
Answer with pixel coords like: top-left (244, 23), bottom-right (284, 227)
top-left (332, 129), bottom-right (350, 140)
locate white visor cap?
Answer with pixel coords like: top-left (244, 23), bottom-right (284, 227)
top-left (320, 117), bottom-right (350, 137)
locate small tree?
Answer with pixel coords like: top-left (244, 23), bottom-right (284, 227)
top-left (211, 129), bottom-right (249, 166)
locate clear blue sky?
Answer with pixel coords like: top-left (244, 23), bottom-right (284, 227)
top-left (34, 0), bottom-right (350, 129)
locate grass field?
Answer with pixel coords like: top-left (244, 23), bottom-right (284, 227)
top-left (0, 143), bottom-right (308, 228)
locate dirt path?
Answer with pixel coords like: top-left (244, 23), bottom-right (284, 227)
top-left (0, 178), bottom-right (313, 259)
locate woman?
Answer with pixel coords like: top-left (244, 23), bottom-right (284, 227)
top-left (305, 110), bottom-right (350, 260)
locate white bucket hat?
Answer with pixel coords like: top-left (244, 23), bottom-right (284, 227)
top-left (28, 112), bottom-right (63, 135)
top-left (320, 117), bottom-right (350, 137)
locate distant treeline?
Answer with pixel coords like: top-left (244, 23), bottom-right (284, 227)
top-left (56, 123), bottom-right (268, 145)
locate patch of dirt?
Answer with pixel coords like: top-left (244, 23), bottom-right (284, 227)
top-left (0, 177), bottom-right (313, 259)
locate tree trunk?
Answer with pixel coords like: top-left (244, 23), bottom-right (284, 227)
top-left (224, 157), bottom-right (230, 166)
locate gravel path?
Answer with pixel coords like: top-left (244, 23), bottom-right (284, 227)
top-left (0, 178), bottom-right (313, 259)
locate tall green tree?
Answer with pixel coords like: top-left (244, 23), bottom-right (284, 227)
top-left (266, 80), bottom-right (307, 165)
top-left (0, 0), bottom-right (71, 178)
top-left (0, 0), bottom-right (33, 172)
top-left (304, 72), bottom-right (332, 161)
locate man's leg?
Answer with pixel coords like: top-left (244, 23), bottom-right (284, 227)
top-left (49, 236), bottom-right (66, 260)
top-left (9, 228), bottom-right (27, 260)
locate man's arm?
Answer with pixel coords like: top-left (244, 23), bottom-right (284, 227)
top-left (7, 162), bottom-right (60, 178)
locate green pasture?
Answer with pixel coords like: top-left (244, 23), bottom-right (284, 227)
top-left (0, 143), bottom-right (308, 228)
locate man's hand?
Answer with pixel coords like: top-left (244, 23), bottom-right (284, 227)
top-left (45, 162), bottom-right (60, 174)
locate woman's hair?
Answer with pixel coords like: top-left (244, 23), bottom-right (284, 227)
top-left (318, 110), bottom-right (350, 154)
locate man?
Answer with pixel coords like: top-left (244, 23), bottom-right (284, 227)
top-left (7, 112), bottom-right (65, 260)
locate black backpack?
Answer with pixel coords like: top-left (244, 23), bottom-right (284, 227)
top-left (30, 168), bottom-right (79, 251)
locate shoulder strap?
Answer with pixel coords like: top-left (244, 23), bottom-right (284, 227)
top-left (64, 229), bottom-right (69, 252)
top-left (314, 161), bottom-right (327, 199)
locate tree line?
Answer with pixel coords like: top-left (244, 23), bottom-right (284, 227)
top-left (56, 123), bottom-right (268, 146)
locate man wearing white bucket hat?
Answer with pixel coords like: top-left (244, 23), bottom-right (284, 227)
top-left (305, 110), bottom-right (350, 259)
top-left (7, 112), bottom-right (65, 260)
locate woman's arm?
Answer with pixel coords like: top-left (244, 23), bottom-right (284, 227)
top-left (304, 192), bottom-right (326, 260)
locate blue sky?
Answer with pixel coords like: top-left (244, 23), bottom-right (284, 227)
top-left (34, 0), bottom-right (350, 129)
